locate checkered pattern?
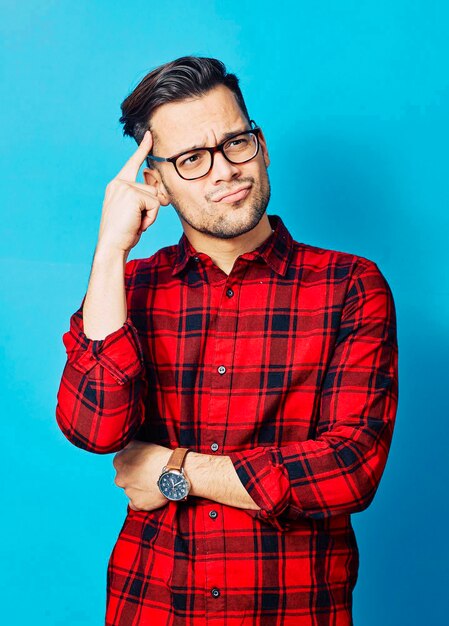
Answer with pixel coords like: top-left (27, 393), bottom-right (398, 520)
top-left (56, 214), bottom-right (399, 625)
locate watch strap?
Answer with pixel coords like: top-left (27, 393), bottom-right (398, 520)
top-left (165, 447), bottom-right (190, 472)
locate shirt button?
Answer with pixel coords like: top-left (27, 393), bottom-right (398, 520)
top-left (209, 510), bottom-right (218, 519)
top-left (226, 288), bottom-right (234, 297)
top-left (193, 256), bottom-right (199, 262)
top-left (210, 442), bottom-right (219, 452)
top-left (217, 365), bottom-right (226, 375)
top-left (211, 588), bottom-right (220, 598)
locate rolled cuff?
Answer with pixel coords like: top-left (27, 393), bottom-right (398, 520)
top-left (227, 446), bottom-right (294, 531)
top-left (62, 307), bottom-right (144, 385)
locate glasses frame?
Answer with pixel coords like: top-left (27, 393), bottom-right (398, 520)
top-left (145, 119), bottom-right (262, 180)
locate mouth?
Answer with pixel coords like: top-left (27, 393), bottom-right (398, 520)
top-left (213, 185), bottom-right (252, 204)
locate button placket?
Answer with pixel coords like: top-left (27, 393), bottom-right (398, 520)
top-left (202, 273), bottom-right (243, 617)
top-left (205, 276), bottom-right (241, 439)
top-left (203, 500), bottom-right (226, 614)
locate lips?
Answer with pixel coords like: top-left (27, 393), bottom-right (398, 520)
top-left (213, 185), bottom-right (252, 203)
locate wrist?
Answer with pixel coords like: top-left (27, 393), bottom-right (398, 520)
top-left (157, 447), bottom-right (193, 501)
top-left (183, 451), bottom-right (227, 499)
top-left (161, 448), bottom-right (173, 469)
top-left (94, 242), bottom-right (129, 264)
top-left (183, 450), bottom-right (202, 497)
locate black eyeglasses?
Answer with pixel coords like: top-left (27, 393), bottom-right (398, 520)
top-left (146, 119), bottom-right (262, 180)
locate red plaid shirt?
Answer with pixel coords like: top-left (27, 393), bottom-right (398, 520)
top-left (56, 213), bottom-right (399, 626)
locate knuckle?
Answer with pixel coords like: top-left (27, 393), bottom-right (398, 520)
top-left (106, 179), bottom-right (119, 194)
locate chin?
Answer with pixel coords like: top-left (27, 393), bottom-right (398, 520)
top-left (208, 204), bottom-right (267, 239)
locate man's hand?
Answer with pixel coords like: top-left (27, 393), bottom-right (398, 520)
top-left (97, 129), bottom-right (165, 256)
top-left (113, 440), bottom-right (173, 511)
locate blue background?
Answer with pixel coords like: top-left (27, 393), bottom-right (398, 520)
top-left (2, 1), bottom-right (448, 624)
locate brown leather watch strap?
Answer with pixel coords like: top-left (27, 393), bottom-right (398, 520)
top-left (165, 447), bottom-right (190, 471)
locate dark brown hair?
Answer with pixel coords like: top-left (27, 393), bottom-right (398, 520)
top-left (119, 55), bottom-right (251, 166)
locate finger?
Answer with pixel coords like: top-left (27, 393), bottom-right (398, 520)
top-left (114, 475), bottom-right (125, 488)
top-left (128, 502), bottom-right (139, 511)
top-left (140, 204), bottom-right (160, 233)
top-left (118, 179), bottom-right (160, 200)
top-left (116, 130), bottom-right (153, 182)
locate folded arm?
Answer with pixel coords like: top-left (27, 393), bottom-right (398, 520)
top-left (112, 441), bottom-right (262, 513)
top-left (112, 260), bottom-right (399, 531)
top-left (223, 260), bottom-right (399, 530)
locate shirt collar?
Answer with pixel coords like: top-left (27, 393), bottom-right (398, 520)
top-left (171, 213), bottom-right (294, 278)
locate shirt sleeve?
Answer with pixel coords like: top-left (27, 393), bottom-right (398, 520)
top-left (55, 259), bottom-right (148, 454)
top-left (227, 260), bottom-right (399, 531)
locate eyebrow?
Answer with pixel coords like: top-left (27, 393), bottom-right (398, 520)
top-left (174, 127), bottom-right (250, 156)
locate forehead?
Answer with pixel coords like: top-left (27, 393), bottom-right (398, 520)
top-left (150, 84), bottom-right (247, 154)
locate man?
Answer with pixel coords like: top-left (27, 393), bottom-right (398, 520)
top-left (56, 55), bottom-right (399, 626)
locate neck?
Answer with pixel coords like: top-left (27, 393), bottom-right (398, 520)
top-left (181, 213), bottom-right (273, 275)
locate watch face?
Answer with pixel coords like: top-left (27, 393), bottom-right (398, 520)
top-left (158, 470), bottom-right (189, 501)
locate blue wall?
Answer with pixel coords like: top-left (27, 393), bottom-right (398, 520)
top-left (2, 1), bottom-right (447, 624)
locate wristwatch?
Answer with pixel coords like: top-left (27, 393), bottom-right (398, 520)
top-left (157, 447), bottom-right (191, 501)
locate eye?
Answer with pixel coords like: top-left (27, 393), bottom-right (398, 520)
top-left (226, 135), bottom-right (250, 149)
top-left (180, 154), bottom-right (200, 166)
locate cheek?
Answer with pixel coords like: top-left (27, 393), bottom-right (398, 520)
top-left (166, 177), bottom-right (203, 203)
top-left (182, 184), bottom-right (210, 207)
top-left (256, 160), bottom-right (269, 182)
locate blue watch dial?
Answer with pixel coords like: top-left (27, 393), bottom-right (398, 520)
top-left (158, 470), bottom-right (189, 500)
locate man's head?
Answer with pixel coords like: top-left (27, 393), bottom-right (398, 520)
top-left (119, 56), bottom-right (271, 240)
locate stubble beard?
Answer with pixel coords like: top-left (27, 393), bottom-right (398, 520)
top-left (164, 172), bottom-right (272, 240)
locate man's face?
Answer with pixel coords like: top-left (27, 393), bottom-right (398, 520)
top-left (142, 84), bottom-right (271, 239)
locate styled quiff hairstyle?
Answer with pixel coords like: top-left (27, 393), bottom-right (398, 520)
top-left (119, 55), bottom-right (251, 168)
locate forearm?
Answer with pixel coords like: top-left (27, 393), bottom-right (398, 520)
top-left (83, 245), bottom-right (129, 340)
top-left (184, 451), bottom-right (261, 511)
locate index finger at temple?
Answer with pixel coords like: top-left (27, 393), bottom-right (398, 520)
top-left (116, 130), bottom-right (153, 181)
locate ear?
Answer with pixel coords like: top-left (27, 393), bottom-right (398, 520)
top-left (142, 167), bottom-right (171, 206)
top-left (258, 129), bottom-right (270, 168)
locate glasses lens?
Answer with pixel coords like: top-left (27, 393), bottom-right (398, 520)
top-left (176, 150), bottom-right (211, 180)
top-left (224, 132), bottom-right (258, 163)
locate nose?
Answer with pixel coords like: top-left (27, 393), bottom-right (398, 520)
top-left (209, 150), bottom-right (241, 184)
